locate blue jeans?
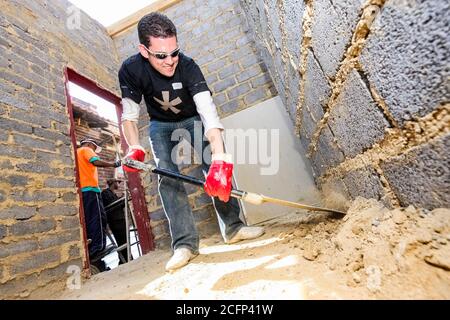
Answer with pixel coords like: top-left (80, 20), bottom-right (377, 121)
top-left (149, 115), bottom-right (244, 253)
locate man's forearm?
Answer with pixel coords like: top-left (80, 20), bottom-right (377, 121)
top-left (122, 120), bottom-right (141, 147)
top-left (206, 128), bottom-right (224, 155)
top-left (92, 160), bottom-right (116, 168)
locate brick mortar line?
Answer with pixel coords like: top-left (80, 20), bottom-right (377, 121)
top-left (0, 236), bottom-right (80, 250)
top-left (196, 25), bottom-right (243, 58)
top-left (241, 93), bottom-right (270, 109)
top-left (307, 0), bottom-right (386, 156)
top-left (7, 34), bottom-right (53, 101)
top-left (0, 229), bottom-right (79, 245)
top-left (0, 82), bottom-right (55, 111)
top-left (0, 199), bottom-right (78, 212)
top-left (0, 243), bottom-right (80, 285)
top-left (11, 131), bottom-right (67, 145)
top-left (0, 141), bottom-right (73, 153)
top-left (182, 11), bottom-right (245, 54)
top-left (1, 269), bottom-right (76, 298)
top-left (0, 158), bottom-right (74, 172)
top-left (261, 47), bottom-right (277, 85)
top-left (261, 0), bottom-right (282, 89)
top-left (295, 0), bottom-right (313, 136)
top-left (2, 44), bottom-right (52, 77)
top-left (0, 159), bottom-right (34, 170)
top-left (240, 84), bottom-right (273, 106)
top-left (209, 76), bottom-right (237, 94)
top-left (243, 4), bottom-right (278, 92)
top-left (240, 1), bottom-right (262, 53)
top-left (221, 69), bottom-right (267, 94)
top-left (317, 105), bottom-right (450, 186)
top-left (247, 76), bottom-right (273, 90)
top-left (0, 175), bottom-right (74, 185)
top-left (207, 60), bottom-right (243, 79)
top-left (0, 190), bottom-right (76, 205)
top-left (0, 189), bottom-right (77, 199)
top-left (372, 162), bottom-right (401, 207)
top-left (355, 65), bottom-right (399, 128)
top-left (277, 0), bottom-right (290, 99)
top-left (1, 134), bottom-right (72, 147)
top-left (0, 239), bottom-right (80, 253)
top-left (0, 57), bottom-right (52, 87)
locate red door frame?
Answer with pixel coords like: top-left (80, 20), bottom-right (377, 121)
top-left (64, 67), bottom-right (154, 270)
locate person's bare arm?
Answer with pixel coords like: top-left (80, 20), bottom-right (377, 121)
top-left (120, 98), bottom-right (145, 151)
top-left (120, 99), bottom-right (146, 170)
top-left (206, 128), bottom-right (224, 155)
top-left (122, 120), bottom-right (141, 147)
top-left (92, 159), bottom-right (118, 168)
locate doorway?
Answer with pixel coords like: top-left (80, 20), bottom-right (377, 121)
top-left (64, 68), bottom-right (154, 273)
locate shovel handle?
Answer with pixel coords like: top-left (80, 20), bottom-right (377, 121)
top-left (153, 167), bottom-right (247, 200)
top-left (124, 159), bottom-right (247, 199)
top-left (123, 159), bottom-right (345, 216)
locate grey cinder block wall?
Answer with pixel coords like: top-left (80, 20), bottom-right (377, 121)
top-left (240, 0), bottom-right (450, 209)
top-left (112, 0), bottom-right (276, 248)
top-left (0, 0), bottom-right (121, 298)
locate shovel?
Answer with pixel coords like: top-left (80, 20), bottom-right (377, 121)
top-left (123, 159), bottom-right (346, 217)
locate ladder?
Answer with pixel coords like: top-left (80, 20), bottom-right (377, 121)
top-left (103, 178), bottom-right (142, 264)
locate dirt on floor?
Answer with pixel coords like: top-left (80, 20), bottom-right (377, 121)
top-left (57, 198), bottom-right (450, 300)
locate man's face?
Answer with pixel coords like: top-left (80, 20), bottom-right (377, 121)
top-left (86, 143), bottom-right (96, 152)
top-left (139, 36), bottom-right (179, 77)
top-left (87, 143), bottom-right (101, 153)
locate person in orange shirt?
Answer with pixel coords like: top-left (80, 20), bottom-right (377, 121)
top-left (77, 138), bottom-right (121, 267)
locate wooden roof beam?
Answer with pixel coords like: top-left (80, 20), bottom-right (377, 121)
top-left (107, 0), bottom-right (182, 38)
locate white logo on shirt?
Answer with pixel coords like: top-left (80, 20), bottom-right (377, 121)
top-left (153, 91), bottom-right (182, 114)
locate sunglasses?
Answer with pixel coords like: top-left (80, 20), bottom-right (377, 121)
top-left (144, 46), bottom-right (180, 60)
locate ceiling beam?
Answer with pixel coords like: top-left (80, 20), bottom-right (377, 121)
top-left (107, 0), bottom-right (182, 38)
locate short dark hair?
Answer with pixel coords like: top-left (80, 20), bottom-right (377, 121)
top-left (107, 178), bottom-right (121, 186)
top-left (138, 12), bottom-right (177, 48)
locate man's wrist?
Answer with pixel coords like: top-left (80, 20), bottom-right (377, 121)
top-left (113, 160), bottom-right (121, 168)
top-left (211, 153), bottom-right (232, 163)
top-left (129, 145), bottom-right (145, 152)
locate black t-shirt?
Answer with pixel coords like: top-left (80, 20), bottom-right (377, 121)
top-left (101, 188), bottom-right (124, 221)
top-left (118, 52), bottom-right (210, 122)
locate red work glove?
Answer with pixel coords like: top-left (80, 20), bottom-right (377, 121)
top-left (204, 154), bottom-right (233, 202)
top-left (123, 145), bottom-right (146, 172)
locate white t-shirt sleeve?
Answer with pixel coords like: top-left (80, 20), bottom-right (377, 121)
top-left (193, 91), bottom-right (224, 136)
top-left (121, 98), bottom-right (141, 122)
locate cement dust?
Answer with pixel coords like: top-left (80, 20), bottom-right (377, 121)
top-left (57, 198), bottom-right (449, 300)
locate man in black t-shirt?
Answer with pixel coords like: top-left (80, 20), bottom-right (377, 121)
top-left (118, 12), bottom-right (264, 271)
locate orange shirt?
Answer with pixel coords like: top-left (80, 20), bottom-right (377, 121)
top-left (77, 147), bottom-right (100, 191)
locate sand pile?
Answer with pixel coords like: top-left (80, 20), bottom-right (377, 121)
top-left (291, 197), bottom-right (450, 298)
top-left (58, 197), bottom-right (449, 300)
